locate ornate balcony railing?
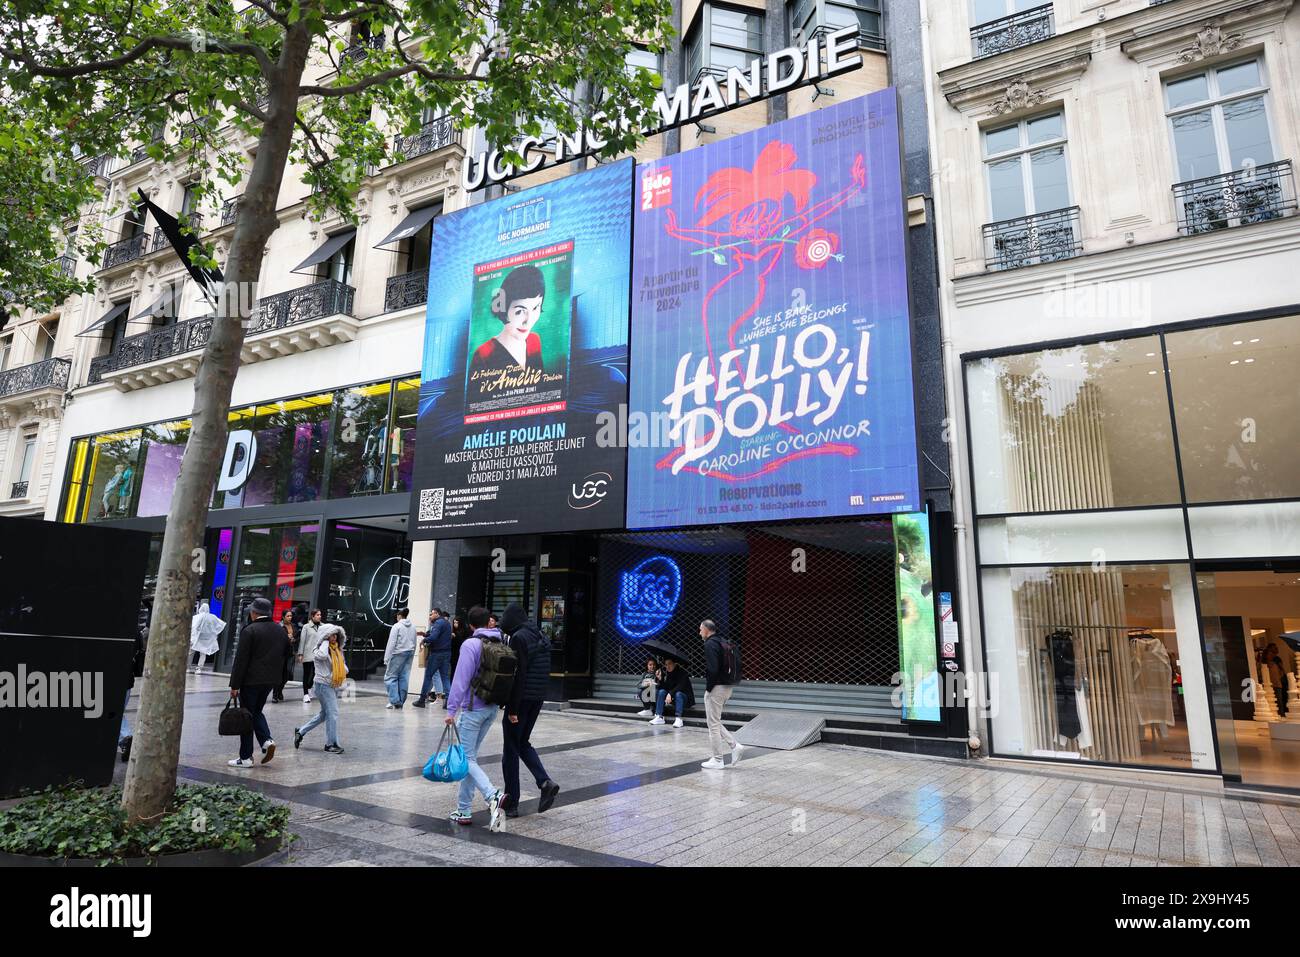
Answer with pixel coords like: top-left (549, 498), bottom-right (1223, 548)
top-left (983, 205), bottom-right (1082, 271)
top-left (1173, 160), bottom-right (1297, 236)
top-left (9, 481), bottom-right (29, 500)
top-left (384, 268), bottom-right (428, 312)
top-left (79, 154), bottom-right (113, 178)
top-left (393, 116), bottom-right (458, 162)
top-left (0, 357), bottom-right (71, 399)
top-left (100, 233), bottom-right (150, 270)
top-left (54, 255), bottom-right (77, 277)
top-left (340, 33), bottom-right (385, 66)
top-left (972, 4), bottom-right (1055, 58)
top-left (248, 278), bottom-right (355, 333)
top-left (87, 316), bottom-right (214, 384)
top-left (219, 195), bottom-right (242, 227)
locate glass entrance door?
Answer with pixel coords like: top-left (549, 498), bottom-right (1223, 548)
top-left (1197, 568), bottom-right (1300, 790)
top-left (322, 521), bottom-right (410, 651)
top-left (221, 522), bottom-right (319, 668)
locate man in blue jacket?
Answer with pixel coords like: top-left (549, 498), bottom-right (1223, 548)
top-left (414, 607), bottom-right (452, 708)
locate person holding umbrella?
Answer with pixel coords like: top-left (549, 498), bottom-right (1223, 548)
top-left (642, 639), bottom-right (695, 729)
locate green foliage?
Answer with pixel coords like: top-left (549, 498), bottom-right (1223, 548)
top-left (0, 783), bottom-right (291, 862)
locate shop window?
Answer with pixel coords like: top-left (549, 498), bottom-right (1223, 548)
top-left (983, 110), bottom-right (1070, 223)
top-left (1165, 58), bottom-right (1274, 182)
top-left (214, 394), bottom-right (333, 509)
top-left (226, 523), bottom-right (319, 667)
top-left (684, 5), bottom-right (765, 84)
top-left (789, 0), bottom-right (883, 50)
top-left (61, 437), bottom-right (91, 522)
top-left (136, 418), bottom-right (191, 517)
top-left (328, 380), bottom-right (394, 499)
top-left (323, 521), bottom-right (410, 651)
top-left (389, 377), bottom-right (419, 492)
top-left (84, 428), bottom-right (143, 521)
top-left (1165, 315), bottom-right (1300, 503)
top-left (965, 336), bottom-right (1182, 514)
top-left (980, 562), bottom-right (1215, 771)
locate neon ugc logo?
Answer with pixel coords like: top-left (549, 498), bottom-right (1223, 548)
top-left (615, 555), bottom-right (682, 639)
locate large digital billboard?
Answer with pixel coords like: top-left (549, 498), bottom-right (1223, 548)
top-left (626, 89), bottom-right (921, 529)
top-left (408, 159), bottom-right (634, 539)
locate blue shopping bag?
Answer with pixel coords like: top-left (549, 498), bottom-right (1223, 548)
top-left (423, 722), bottom-right (468, 782)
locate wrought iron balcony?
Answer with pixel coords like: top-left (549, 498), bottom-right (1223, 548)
top-left (393, 116), bottom-right (458, 162)
top-left (9, 481), bottom-right (29, 500)
top-left (219, 195), bottom-right (242, 227)
top-left (0, 357), bottom-right (71, 399)
top-left (54, 255), bottom-right (77, 277)
top-left (87, 316), bottom-right (213, 384)
top-left (982, 206), bottom-right (1082, 271)
top-left (99, 233), bottom-right (150, 270)
top-left (384, 268), bottom-right (428, 312)
top-left (340, 33), bottom-right (385, 66)
top-left (247, 278), bottom-right (355, 334)
top-left (79, 154), bottom-right (113, 178)
top-left (971, 4), bottom-right (1055, 59)
top-left (1173, 160), bottom-right (1297, 236)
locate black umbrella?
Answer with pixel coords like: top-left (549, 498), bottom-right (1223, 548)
top-left (640, 638), bottom-right (687, 663)
top-left (1279, 632), bottom-right (1300, 654)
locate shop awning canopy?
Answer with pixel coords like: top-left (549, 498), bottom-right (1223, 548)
top-left (131, 283), bottom-right (181, 322)
top-left (78, 299), bottom-right (131, 337)
top-left (291, 228), bottom-right (356, 274)
top-left (373, 205), bottom-right (439, 250)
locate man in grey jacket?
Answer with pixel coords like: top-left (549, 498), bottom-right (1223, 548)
top-left (298, 609), bottom-right (324, 703)
top-left (383, 608), bottom-right (417, 709)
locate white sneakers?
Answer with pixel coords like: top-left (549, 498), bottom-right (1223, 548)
top-left (700, 757), bottom-right (726, 770)
top-left (673, 718), bottom-right (684, 728)
top-left (730, 743), bottom-right (746, 765)
top-left (303, 693), bottom-right (312, 703)
top-left (487, 789), bottom-right (506, 834)
top-left (385, 703), bottom-right (395, 710)
top-left (636, 709), bottom-right (653, 717)
top-left (649, 716), bottom-right (665, 725)
top-left (228, 758), bottom-right (254, 767)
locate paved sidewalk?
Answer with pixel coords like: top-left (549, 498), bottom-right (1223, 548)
top-left (116, 674), bottom-right (1300, 867)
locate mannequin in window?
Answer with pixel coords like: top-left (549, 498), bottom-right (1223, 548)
top-left (360, 422), bottom-right (386, 492)
top-left (469, 264), bottom-right (545, 385)
top-left (101, 464), bottom-right (125, 518)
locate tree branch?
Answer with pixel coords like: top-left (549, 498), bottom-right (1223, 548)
top-left (1, 32), bottom-right (275, 80)
top-left (298, 62), bottom-right (477, 97)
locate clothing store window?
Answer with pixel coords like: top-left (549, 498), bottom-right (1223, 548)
top-left (684, 5), bottom-right (765, 84)
top-left (1165, 58), bottom-right (1274, 182)
top-left (983, 110), bottom-right (1070, 223)
top-left (214, 394), bottom-right (333, 509)
top-left (225, 522), bottom-right (319, 668)
top-left (322, 521), bottom-right (410, 649)
top-left (981, 562), bottom-right (1215, 770)
top-left (328, 380), bottom-right (394, 499)
top-left (135, 418), bottom-right (191, 517)
top-left (84, 428), bottom-right (143, 522)
top-left (388, 377), bottom-right (419, 492)
top-left (1165, 314), bottom-right (1300, 503)
top-left (965, 336), bottom-right (1182, 514)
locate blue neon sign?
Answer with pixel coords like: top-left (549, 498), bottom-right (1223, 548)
top-left (615, 555), bottom-right (682, 639)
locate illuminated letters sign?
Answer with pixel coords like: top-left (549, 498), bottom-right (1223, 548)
top-left (369, 556), bottom-right (412, 628)
top-left (615, 555), bottom-right (682, 639)
top-left (216, 429), bottom-right (257, 493)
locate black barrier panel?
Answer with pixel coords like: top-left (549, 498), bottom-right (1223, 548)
top-left (0, 632), bottom-right (134, 798)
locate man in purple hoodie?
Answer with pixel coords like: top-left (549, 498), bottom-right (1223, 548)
top-left (444, 605), bottom-right (506, 831)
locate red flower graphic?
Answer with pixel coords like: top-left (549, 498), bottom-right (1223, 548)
top-left (795, 229), bottom-right (841, 270)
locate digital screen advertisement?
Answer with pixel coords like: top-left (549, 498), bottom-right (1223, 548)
top-left (409, 159), bottom-right (634, 539)
top-left (625, 88), bottom-right (921, 529)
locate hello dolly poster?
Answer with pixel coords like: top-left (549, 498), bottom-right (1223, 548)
top-left (409, 159), bottom-right (634, 539)
top-left (625, 89), bottom-right (922, 529)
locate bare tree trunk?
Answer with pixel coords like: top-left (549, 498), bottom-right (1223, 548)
top-left (122, 23), bottom-right (314, 825)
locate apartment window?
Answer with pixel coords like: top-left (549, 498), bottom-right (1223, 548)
top-left (1165, 58), bottom-right (1274, 182)
top-left (316, 234), bottom-right (355, 286)
top-left (685, 5), bottom-right (765, 84)
top-left (983, 111), bottom-right (1070, 222)
top-left (972, 0), bottom-right (1046, 24)
top-left (101, 302), bottom-right (131, 356)
top-left (789, 0), bottom-right (883, 50)
top-left (121, 203), bottom-right (147, 241)
top-left (0, 335), bottom-right (10, 372)
top-left (16, 433), bottom-right (37, 486)
top-left (39, 320), bottom-right (59, 362)
top-left (625, 46), bottom-right (662, 77)
top-left (180, 182), bottom-right (202, 227)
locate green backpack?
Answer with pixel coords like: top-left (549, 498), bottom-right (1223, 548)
top-left (472, 637), bottom-right (518, 706)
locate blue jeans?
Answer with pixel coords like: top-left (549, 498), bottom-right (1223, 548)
top-left (456, 706), bottom-right (499, 814)
top-left (119, 687), bottom-right (133, 745)
top-left (420, 651), bottom-right (451, 699)
top-left (298, 679), bottom-right (339, 746)
top-left (656, 688), bottom-right (686, 717)
top-left (385, 651), bottom-right (413, 706)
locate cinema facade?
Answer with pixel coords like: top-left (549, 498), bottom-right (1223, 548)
top-left (38, 4), bottom-right (966, 755)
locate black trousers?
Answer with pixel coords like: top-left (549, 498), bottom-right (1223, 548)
top-left (501, 699), bottom-right (550, 808)
top-left (237, 685), bottom-right (273, 760)
top-left (302, 660), bottom-right (315, 694)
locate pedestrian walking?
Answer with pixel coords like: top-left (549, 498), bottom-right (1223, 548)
top-left (227, 597), bottom-right (286, 767)
top-left (648, 655), bottom-right (694, 728)
top-left (414, 607), bottom-right (452, 708)
top-left (383, 608), bottom-right (417, 709)
top-left (119, 624), bottom-right (146, 763)
top-left (450, 613), bottom-right (467, 678)
top-left (444, 605), bottom-right (507, 831)
top-left (700, 619), bottom-right (745, 770)
top-left (294, 624), bottom-right (348, 753)
top-left (273, 609), bottom-right (297, 703)
top-left (499, 603), bottom-right (560, 818)
top-left (189, 602), bottom-right (224, 674)
top-left (298, 608), bottom-right (324, 703)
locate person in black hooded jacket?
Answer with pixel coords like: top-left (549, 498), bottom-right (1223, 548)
top-left (499, 603), bottom-right (561, 818)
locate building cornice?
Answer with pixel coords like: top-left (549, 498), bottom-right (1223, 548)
top-left (1120, 0), bottom-right (1294, 65)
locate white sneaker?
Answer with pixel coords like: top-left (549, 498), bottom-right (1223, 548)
top-left (303, 694), bottom-right (311, 703)
top-left (385, 703), bottom-right (395, 710)
top-left (700, 757), bottom-right (727, 770)
top-left (228, 758), bottom-right (254, 767)
top-left (673, 718), bottom-right (684, 728)
top-left (636, 709), bottom-right (653, 717)
top-left (649, 716), bottom-right (665, 725)
top-left (730, 743), bottom-right (746, 765)
top-left (487, 789), bottom-right (506, 834)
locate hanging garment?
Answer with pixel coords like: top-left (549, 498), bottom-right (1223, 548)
top-left (1073, 686), bottom-right (1093, 751)
top-left (1049, 633), bottom-right (1082, 739)
top-left (1130, 636), bottom-right (1175, 727)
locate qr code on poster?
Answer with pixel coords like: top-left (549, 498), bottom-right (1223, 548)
top-left (418, 487), bottom-right (445, 521)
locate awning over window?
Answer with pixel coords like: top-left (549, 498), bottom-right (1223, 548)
top-left (373, 205), bottom-right (440, 250)
top-left (78, 299), bottom-right (131, 337)
top-left (291, 228), bottom-right (356, 274)
top-left (131, 283), bottom-right (180, 322)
